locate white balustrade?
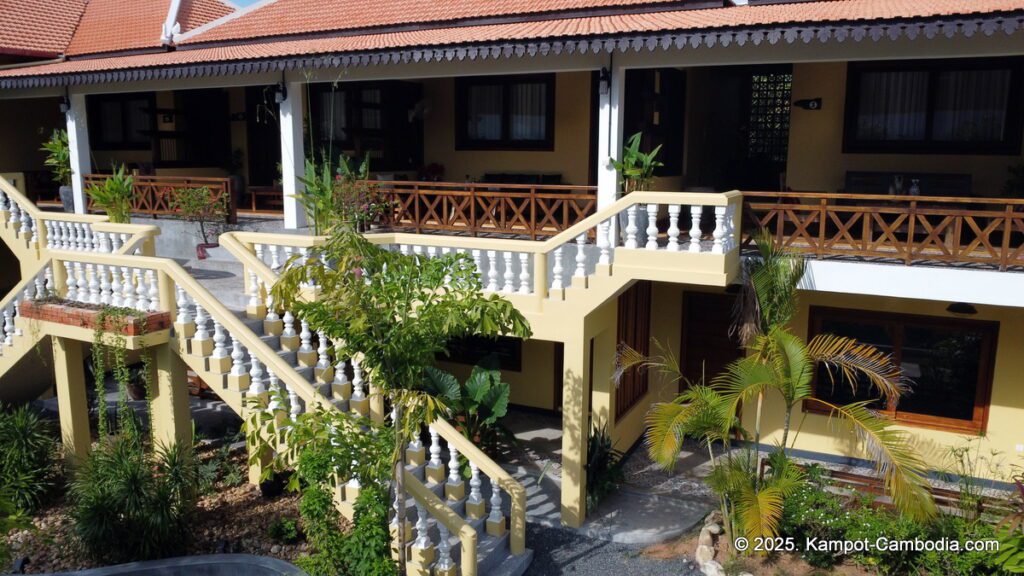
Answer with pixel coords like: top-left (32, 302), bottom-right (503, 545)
top-left (248, 355), bottom-right (265, 395)
top-left (518, 253), bottom-right (531, 295)
top-left (502, 252), bottom-right (515, 293)
top-left (574, 233), bottom-right (587, 278)
top-left (230, 338), bottom-right (246, 376)
top-left (551, 246), bottom-right (564, 290)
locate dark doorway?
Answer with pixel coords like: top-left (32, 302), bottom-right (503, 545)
top-left (245, 86), bottom-right (282, 187)
top-left (688, 65), bottom-right (792, 191)
top-left (681, 291), bottom-right (745, 390)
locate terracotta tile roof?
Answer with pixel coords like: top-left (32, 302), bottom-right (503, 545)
top-left (0, 0), bottom-right (88, 57)
top-left (181, 0), bottom-right (687, 44)
top-left (179, 0), bottom-right (236, 33)
top-left (65, 0), bottom-right (171, 56)
top-left (65, 0), bottom-right (236, 57)
top-left (2, 0), bottom-right (1023, 80)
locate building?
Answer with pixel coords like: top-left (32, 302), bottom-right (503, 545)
top-left (1, 0), bottom-right (1024, 573)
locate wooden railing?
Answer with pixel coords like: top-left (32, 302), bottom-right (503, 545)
top-left (743, 192), bottom-right (1024, 270)
top-left (83, 174), bottom-right (237, 224)
top-left (377, 180), bottom-right (597, 240)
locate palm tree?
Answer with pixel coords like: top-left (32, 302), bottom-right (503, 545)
top-left (629, 232), bottom-right (936, 548)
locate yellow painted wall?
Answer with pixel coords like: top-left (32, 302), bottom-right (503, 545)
top-left (421, 72), bottom-right (592, 186)
top-left (748, 291), bottom-right (1024, 477)
top-left (786, 62), bottom-right (1024, 195)
top-left (436, 338), bottom-right (559, 411)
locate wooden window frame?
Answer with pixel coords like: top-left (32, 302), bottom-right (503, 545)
top-left (804, 306), bottom-right (998, 434)
top-left (842, 57), bottom-right (1024, 155)
top-left (615, 281), bottom-right (652, 421)
top-left (455, 73), bottom-right (556, 152)
top-left (87, 92), bottom-right (155, 151)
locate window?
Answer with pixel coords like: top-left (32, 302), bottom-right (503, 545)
top-left (616, 281), bottom-right (651, 420)
top-left (844, 58), bottom-right (1024, 154)
top-left (87, 93), bottom-right (154, 150)
top-left (308, 81), bottom-right (424, 171)
top-left (624, 69), bottom-right (685, 176)
top-left (807, 307), bottom-right (998, 433)
top-left (747, 71), bottom-right (792, 164)
top-left (456, 74), bottom-right (555, 150)
top-left (440, 336), bottom-right (522, 372)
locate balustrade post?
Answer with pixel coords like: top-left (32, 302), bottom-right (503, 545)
top-left (534, 252), bottom-right (548, 301)
top-left (574, 233), bottom-right (588, 280)
top-left (486, 475), bottom-right (507, 537)
top-left (689, 205), bottom-right (703, 253)
top-left (712, 206), bottom-right (727, 254)
top-left (445, 443), bottom-right (464, 500)
top-left (625, 205), bottom-right (639, 249)
top-left (667, 205), bottom-right (681, 251)
top-left (518, 253), bottom-right (531, 295)
top-left (502, 252), bottom-right (515, 293)
top-left (645, 204), bottom-right (659, 250)
top-left (466, 462), bottom-right (485, 519)
top-left (425, 426), bottom-right (445, 484)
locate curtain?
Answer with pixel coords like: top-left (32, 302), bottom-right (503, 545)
top-left (933, 69), bottom-right (1011, 142)
top-left (856, 70), bottom-right (928, 141)
top-left (318, 91), bottom-right (347, 142)
top-left (467, 84), bottom-right (503, 140)
top-left (509, 82), bottom-right (547, 141)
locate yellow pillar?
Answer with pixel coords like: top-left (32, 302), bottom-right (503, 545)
top-left (559, 331), bottom-right (590, 528)
top-left (52, 336), bottom-right (91, 463)
top-left (149, 342), bottom-right (192, 448)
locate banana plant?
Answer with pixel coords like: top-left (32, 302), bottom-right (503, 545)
top-left (610, 132), bottom-right (663, 193)
top-left (85, 164), bottom-right (133, 223)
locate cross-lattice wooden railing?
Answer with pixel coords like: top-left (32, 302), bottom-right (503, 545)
top-left (84, 174), bottom-right (237, 224)
top-left (743, 191), bottom-right (1024, 270)
top-left (377, 180), bottom-right (597, 239)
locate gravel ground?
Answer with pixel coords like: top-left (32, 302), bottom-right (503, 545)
top-left (525, 524), bottom-right (700, 576)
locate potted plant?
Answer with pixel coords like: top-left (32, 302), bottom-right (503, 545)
top-left (85, 164), bottom-right (133, 223)
top-left (611, 132), bottom-right (663, 242)
top-left (170, 186), bottom-right (228, 259)
top-left (611, 131), bottom-right (663, 194)
top-left (40, 129), bottom-right (74, 212)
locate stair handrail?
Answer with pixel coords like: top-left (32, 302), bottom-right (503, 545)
top-left (431, 418), bottom-right (526, 555)
top-left (44, 247), bottom-right (506, 574)
top-left (45, 249), bottom-right (332, 414)
top-left (0, 177), bottom-right (161, 256)
top-left (403, 467), bottom-right (480, 576)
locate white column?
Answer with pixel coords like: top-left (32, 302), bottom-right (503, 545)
top-left (279, 81), bottom-right (307, 230)
top-left (66, 93), bottom-right (92, 214)
top-left (596, 64), bottom-right (625, 210)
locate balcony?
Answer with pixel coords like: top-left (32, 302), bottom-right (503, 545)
top-left (744, 192), bottom-right (1024, 271)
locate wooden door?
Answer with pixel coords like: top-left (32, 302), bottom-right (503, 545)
top-left (616, 281), bottom-right (651, 420)
top-left (681, 292), bottom-right (745, 389)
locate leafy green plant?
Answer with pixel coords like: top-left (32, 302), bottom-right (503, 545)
top-left (996, 474), bottom-right (1024, 574)
top-left (247, 398), bottom-right (396, 576)
top-left (941, 435), bottom-right (1010, 522)
top-left (294, 153), bottom-right (386, 234)
top-left (70, 435), bottom-right (199, 562)
top-left (422, 362), bottom-right (511, 452)
top-left (610, 132), bottom-right (663, 193)
top-left (629, 232), bottom-right (935, 554)
top-left (40, 129), bottom-right (72, 187)
top-left (170, 186), bottom-right (227, 244)
top-left (268, 516), bottom-right (302, 544)
top-left (0, 405), bottom-right (59, 513)
top-left (0, 490), bottom-right (29, 567)
top-left (86, 164), bottom-right (133, 223)
top-left (779, 468), bottom-right (848, 568)
top-left (270, 227), bottom-right (531, 569)
top-left (585, 423), bottom-right (624, 513)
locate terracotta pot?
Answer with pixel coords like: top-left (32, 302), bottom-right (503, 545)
top-left (196, 243), bottom-right (220, 260)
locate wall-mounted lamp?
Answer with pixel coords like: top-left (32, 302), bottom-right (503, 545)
top-left (58, 95), bottom-right (70, 114)
top-left (946, 302), bottom-right (978, 316)
top-left (598, 67), bottom-right (611, 95)
top-left (273, 81), bottom-right (288, 104)
top-left (793, 98), bottom-right (822, 111)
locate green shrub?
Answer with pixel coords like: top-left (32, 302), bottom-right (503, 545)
top-left (70, 435), bottom-right (199, 563)
top-left (0, 405), bottom-right (59, 513)
top-left (779, 471), bottom-right (849, 568)
top-left (843, 504), bottom-right (926, 575)
top-left (917, 515), bottom-right (1000, 576)
top-left (339, 485), bottom-right (396, 576)
top-left (0, 490), bottom-right (29, 567)
top-left (86, 164), bottom-right (133, 224)
top-left (268, 516), bottom-right (302, 544)
top-left (585, 423), bottom-right (624, 513)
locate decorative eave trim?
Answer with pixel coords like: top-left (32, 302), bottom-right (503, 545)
top-left (3, 14), bottom-right (1023, 90)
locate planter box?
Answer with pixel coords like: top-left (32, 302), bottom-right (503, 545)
top-left (20, 300), bottom-right (171, 336)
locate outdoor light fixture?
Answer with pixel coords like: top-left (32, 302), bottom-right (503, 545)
top-left (598, 67), bottom-right (611, 95)
top-left (58, 95), bottom-right (70, 114)
top-left (946, 302), bottom-right (978, 316)
top-left (273, 81), bottom-right (288, 104)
